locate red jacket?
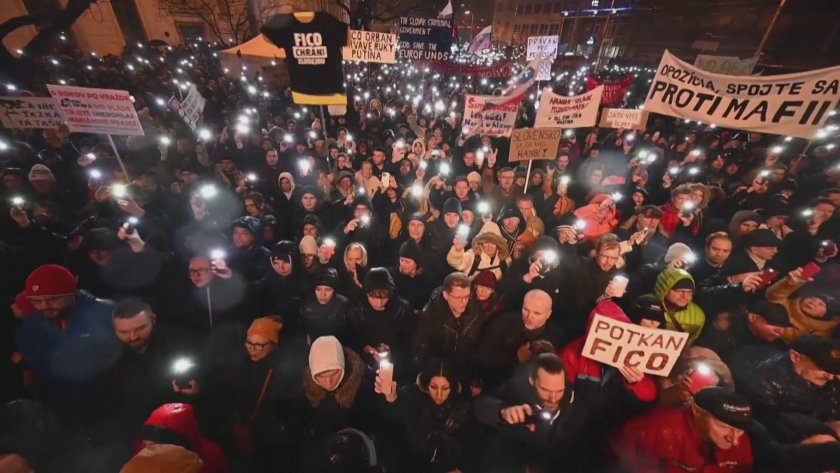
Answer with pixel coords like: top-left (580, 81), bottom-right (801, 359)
top-left (659, 203), bottom-right (699, 238)
top-left (560, 302), bottom-right (658, 404)
top-left (610, 406), bottom-right (754, 473)
top-left (135, 403), bottom-right (229, 473)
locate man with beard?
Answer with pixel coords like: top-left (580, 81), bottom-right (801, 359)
top-left (250, 241), bottom-right (303, 334)
top-left (496, 205), bottom-right (533, 259)
top-left (110, 298), bottom-right (196, 439)
top-left (472, 353), bottom-right (586, 472)
top-left (15, 264), bottom-right (120, 425)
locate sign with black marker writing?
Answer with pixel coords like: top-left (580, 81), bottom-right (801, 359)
top-left (398, 17), bottom-right (453, 61)
top-left (509, 128), bottom-right (561, 161)
top-left (582, 314), bottom-right (689, 376)
top-left (343, 30), bottom-right (397, 63)
top-left (0, 97), bottom-right (64, 129)
top-left (535, 86), bottom-right (602, 128)
top-left (644, 50), bottom-right (840, 138)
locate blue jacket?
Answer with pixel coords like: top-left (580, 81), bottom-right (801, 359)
top-left (16, 291), bottom-right (117, 380)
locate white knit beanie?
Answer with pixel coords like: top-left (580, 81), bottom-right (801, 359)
top-left (664, 243), bottom-right (693, 263)
top-left (28, 164), bottom-right (56, 182)
top-left (309, 336), bottom-right (345, 387)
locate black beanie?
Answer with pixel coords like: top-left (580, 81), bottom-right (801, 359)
top-left (443, 197), bottom-right (462, 215)
top-left (363, 267), bottom-right (397, 294)
top-left (408, 212), bottom-right (426, 224)
top-left (352, 194), bottom-right (374, 212)
top-left (271, 240), bottom-right (297, 262)
top-left (399, 240), bottom-right (422, 263)
top-left (671, 278), bottom-right (695, 291)
top-left (314, 268), bottom-right (340, 291)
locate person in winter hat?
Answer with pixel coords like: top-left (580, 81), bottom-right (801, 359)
top-left (299, 235), bottom-right (321, 271)
top-left (302, 269), bottom-right (350, 343)
top-left (28, 163), bottom-right (55, 183)
top-left (229, 216), bottom-right (272, 282)
top-left (15, 264), bottom-right (117, 382)
top-left (121, 444), bottom-right (203, 473)
top-left (767, 267), bottom-right (840, 344)
top-left (337, 194), bottom-right (390, 267)
top-left (387, 240), bottom-right (434, 312)
top-left (647, 268), bottom-right (706, 345)
top-left (250, 241), bottom-right (303, 333)
top-left (135, 403), bottom-right (229, 473)
top-left (496, 204), bottom-right (533, 258)
top-left (447, 221), bottom-right (511, 280)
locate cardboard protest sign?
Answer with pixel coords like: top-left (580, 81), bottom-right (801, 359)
top-left (587, 75), bottom-right (632, 105)
top-left (0, 97), bottom-right (64, 129)
top-left (527, 36), bottom-right (559, 81)
top-left (169, 85), bottom-right (205, 131)
top-left (694, 54), bottom-right (758, 76)
top-left (645, 50), bottom-right (840, 139)
top-left (599, 108), bottom-right (650, 129)
top-left (461, 94), bottom-right (517, 137)
top-left (535, 87), bottom-right (602, 128)
top-left (509, 128), bottom-right (561, 162)
top-left (343, 30), bottom-right (397, 63)
top-left (47, 85), bottom-right (144, 136)
top-left (398, 17), bottom-right (453, 61)
top-left (582, 314), bottom-right (689, 376)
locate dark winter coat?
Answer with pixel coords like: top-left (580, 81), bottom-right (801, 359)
top-left (412, 287), bottom-right (486, 374)
top-left (347, 295), bottom-right (414, 375)
top-left (162, 275), bottom-right (248, 339)
top-left (388, 267), bottom-right (435, 312)
top-left (300, 294), bottom-right (350, 344)
top-left (249, 271), bottom-right (303, 332)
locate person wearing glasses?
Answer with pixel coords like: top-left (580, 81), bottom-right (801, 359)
top-left (224, 316), bottom-right (306, 471)
top-left (646, 267), bottom-right (706, 345)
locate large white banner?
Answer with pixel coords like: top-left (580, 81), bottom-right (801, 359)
top-left (535, 86), bottom-right (602, 128)
top-left (694, 54), bottom-right (758, 76)
top-left (47, 85), bottom-right (144, 136)
top-left (582, 314), bottom-right (689, 377)
top-left (343, 30), bottom-right (398, 63)
top-left (461, 94), bottom-right (518, 137)
top-left (0, 97), bottom-right (64, 129)
top-left (527, 35), bottom-right (559, 81)
top-left (644, 50), bottom-right (840, 139)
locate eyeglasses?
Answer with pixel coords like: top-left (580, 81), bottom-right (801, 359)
top-left (598, 254), bottom-right (620, 263)
top-left (446, 292), bottom-right (470, 302)
top-left (189, 268), bottom-right (210, 276)
top-left (245, 340), bottom-right (271, 351)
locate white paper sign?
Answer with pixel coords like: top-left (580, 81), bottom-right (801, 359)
top-left (535, 86), bottom-right (603, 128)
top-left (582, 314), bottom-right (689, 376)
top-left (343, 30), bottom-right (398, 64)
top-left (694, 54), bottom-right (758, 76)
top-left (171, 85), bottom-right (205, 131)
top-left (47, 85), bottom-right (144, 136)
top-left (599, 108), bottom-right (648, 129)
top-left (461, 94), bottom-right (518, 137)
top-left (527, 35), bottom-right (559, 81)
top-left (644, 50), bottom-right (840, 139)
top-left (0, 97), bottom-right (64, 129)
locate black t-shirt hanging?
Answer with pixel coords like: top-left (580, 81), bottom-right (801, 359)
top-left (261, 12), bottom-right (348, 105)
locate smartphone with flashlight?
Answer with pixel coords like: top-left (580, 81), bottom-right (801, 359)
top-left (525, 406), bottom-right (553, 425)
top-left (539, 250), bottom-right (557, 274)
top-left (381, 172), bottom-right (391, 189)
top-left (456, 224), bottom-right (471, 246)
top-left (172, 358), bottom-right (194, 389)
top-left (611, 276), bottom-right (629, 298)
top-left (123, 216), bottom-right (139, 234)
top-left (822, 240), bottom-right (837, 255)
top-left (378, 350), bottom-right (394, 396)
top-left (756, 268), bottom-right (779, 289)
top-left (574, 219), bottom-right (586, 238)
top-left (688, 364), bottom-right (719, 394)
top-left (681, 202), bottom-right (695, 218)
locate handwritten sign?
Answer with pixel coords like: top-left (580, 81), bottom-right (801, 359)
top-left (694, 54), bottom-right (758, 76)
top-left (398, 17), bottom-right (453, 61)
top-left (47, 85), bottom-right (143, 136)
top-left (527, 35), bottom-right (559, 81)
top-left (535, 86), bottom-right (602, 128)
top-left (343, 30), bottom-right (397, 63)
top-left (509, 128), bottom-right (561, 162)
top-left (169, 85), bottom-right (205, 131)
top-left (599, 108), bottom-right (650, 129)
top-left (461, 94), bottom-right (518, 137)
top-left (582, 314), bottom-right (689, 376)
top-left (0, 97), bottom-right (64, 129)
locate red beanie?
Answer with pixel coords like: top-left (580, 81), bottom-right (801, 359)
top-left (474, 270), bottom-right (498, 290)
top-left (25, 264), bottom-right (76, 298)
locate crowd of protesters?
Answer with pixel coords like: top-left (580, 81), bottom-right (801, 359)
top-left (1, 34), bottom-right (840, 473)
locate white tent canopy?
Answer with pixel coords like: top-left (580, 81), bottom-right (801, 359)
top-left (217, 34), bottom-right (287, 75)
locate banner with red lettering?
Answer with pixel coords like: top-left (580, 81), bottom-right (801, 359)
top-left (428, 60), bottom-right (514, 78)
top-left (47, 85), bottom-right (144, 135)
top-left (535, 86), bottom-right (603, 128)
top-left (587, 75), bottom-right (632, 105)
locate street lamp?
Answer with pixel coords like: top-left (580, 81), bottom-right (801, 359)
top-left (464, 10), bottom-right (474, 40)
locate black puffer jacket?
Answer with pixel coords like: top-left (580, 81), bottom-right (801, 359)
top-left (378, 384), bottom-right (476, 473)
top-left (731, 349), bottom-right (840, 442)
top-left (300, 293), bottom-right (350, 344)
top-left (412, 287), bottom-right (486, 374)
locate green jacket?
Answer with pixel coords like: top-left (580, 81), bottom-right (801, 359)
top-left (649, 268), bottom-right (706, 345)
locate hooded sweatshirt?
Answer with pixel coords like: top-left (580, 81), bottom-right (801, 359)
top-left (572, 193), bottom-right (619, 242)
top-left (447, 222), bottom-right (511, 280)
top-left (649, 268), bottom-right (706, 345)
top-left (767, 276), bottom-right (840, 344)
top-left (136, 404), bottom-right (229, 473)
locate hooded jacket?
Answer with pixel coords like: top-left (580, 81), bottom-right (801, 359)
top-left (292, 187), bottom-right (335, 237)
top-left (496, 205), bottom-right (533, 258)
top-left (229, 217), bottom-right (272, 282)
top-left (767, 276), bottom-right (840, 344)
top-left (301, 292), bottom-right (350, 343)
top-left (649, 269), bottom-right (705, 345)
top-left (136, 403), bottom-right (229, 473)
top-left (446, 222), bottom-right (511, 280)
top-left (572, 194), bottom-right (620, 242)
top-left (561, 303), bottom-right (658, 424)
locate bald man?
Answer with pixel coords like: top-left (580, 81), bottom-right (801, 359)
top-left (473, 289), bottom-right (568, 390)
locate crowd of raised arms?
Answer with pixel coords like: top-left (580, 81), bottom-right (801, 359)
top-left (1, 38), bottom-right (840, 473)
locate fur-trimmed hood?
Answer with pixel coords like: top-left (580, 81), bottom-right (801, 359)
top-left (303, 348), bottom-right (364, 408)
top-left (471, 222), bottom-right (510, 260)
